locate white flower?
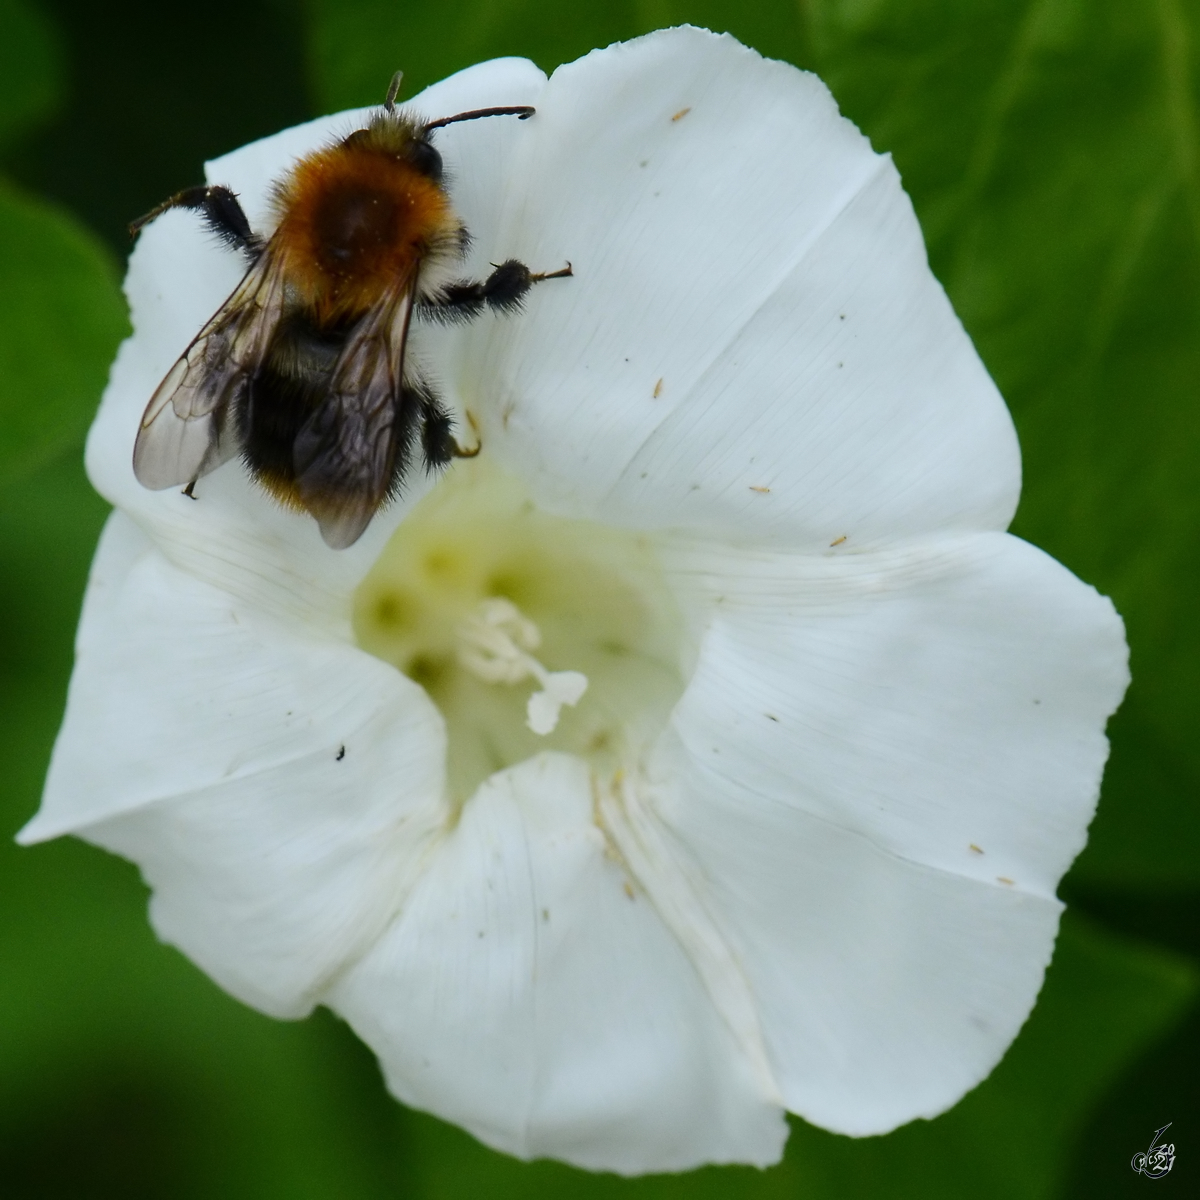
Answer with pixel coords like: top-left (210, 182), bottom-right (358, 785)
top-left (20, 27), bottom-right (1129, 1175)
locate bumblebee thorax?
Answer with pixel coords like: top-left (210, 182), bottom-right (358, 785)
top-left (271, 128), bottom-right (458, 317)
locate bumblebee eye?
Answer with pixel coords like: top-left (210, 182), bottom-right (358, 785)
top-left (409, 138), bottom-right (443, 181)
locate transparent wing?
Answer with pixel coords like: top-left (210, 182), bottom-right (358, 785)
top-left (293, 280), bottom-right (417, 549)
top-left (132, 247), bottom-right (289, 490)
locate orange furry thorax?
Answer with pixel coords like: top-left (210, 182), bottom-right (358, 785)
top-left (270, 130), bottom-right (458, 323)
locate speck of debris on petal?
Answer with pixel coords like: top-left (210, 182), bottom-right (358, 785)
top-left (623, 881), bottom-right (635, 899)
top-left (830, 535), bottom-right (848, 546)
top-left (765, 713), bottom-right (780, 722)
top-left (997, 876), bottom-right (1015, 885)
top-left (749, 485), bottom-right (770, 493)
top-left (969, 843), bottom-right (984, 854)
top-left (653, 377), bottom-right (663, 398)
top-left (671, 106), bottom-right (691, 121)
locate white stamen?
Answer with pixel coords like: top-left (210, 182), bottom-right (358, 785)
top-left (457, 598), bottom-right (589, 735)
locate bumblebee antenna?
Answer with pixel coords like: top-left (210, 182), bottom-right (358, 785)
top-left (384, 70), bottom-right (404, 113)
top-left (424, 106), bottom-right (535, 133)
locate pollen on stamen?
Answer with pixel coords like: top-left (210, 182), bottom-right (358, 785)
top-left (457, 597), bottom-right (589, 735)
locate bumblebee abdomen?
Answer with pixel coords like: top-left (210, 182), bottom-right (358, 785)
top-left (236, 316), bottom-right (350, 508)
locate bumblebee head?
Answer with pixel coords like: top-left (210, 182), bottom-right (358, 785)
top-left (340, 71), bottom-right (537, 185)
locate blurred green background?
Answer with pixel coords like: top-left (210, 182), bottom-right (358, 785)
top-left (1, 0), bottom-right (1197, 1195)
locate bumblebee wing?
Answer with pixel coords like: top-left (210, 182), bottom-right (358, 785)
top-left (133, 248), bottom-right (288, 490)
top-left (293, 281), bottom-right (416, 550)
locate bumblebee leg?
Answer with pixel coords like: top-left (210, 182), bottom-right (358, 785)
top-left (130, 185), bottom-right (263, 261)
top-left (479, 259), bottom-right (573, 313)
top-left (414, 382), bottom-right (479, 469)
top-left (420, 260), bottom-right (572, 320)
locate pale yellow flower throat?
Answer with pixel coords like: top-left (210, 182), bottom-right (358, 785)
top-left (353, 457), bottom-right (686, 806)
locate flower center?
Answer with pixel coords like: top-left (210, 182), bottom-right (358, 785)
top-left (456, 596), bottom-right (589, 735)
top-left (353, 457), bottom-right (686, 806)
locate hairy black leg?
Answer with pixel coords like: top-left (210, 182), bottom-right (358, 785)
top-left (130, 185), bottom-right (262, 261)
top-left (408, 380), bottom-right (479, 472)
top-left (418, 259), bottom-right (573, 322)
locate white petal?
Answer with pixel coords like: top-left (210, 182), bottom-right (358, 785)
top-left (652, 748), bottom-right (1062, 1135)
top-left (450, 27), bottom-right (1016, 544)
top-left (77, 738), bottom-right (445, 1019)
top-left (22, 512), bottom-right (442, 833)
top-left (84, 56), bottom-right (548, 594)
top-left (662, 531), bottom-right (1127, 893)
top-left (603, 161), bottom-right (1018, 545)
top-left (328, 752), bottom-right (786, 1173)
top-left (19, 513), bottom-right (448, 1016)
top-left (646, 530), bottom-right (1127, 1132)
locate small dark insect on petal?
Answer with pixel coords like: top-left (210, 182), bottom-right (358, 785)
top-left (336, 745), bottom-right (346, 761)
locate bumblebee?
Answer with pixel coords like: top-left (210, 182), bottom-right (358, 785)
top-left (131, 72), bottom-right (570, 548)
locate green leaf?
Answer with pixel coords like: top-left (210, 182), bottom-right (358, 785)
top-left (0, 180), bottom-right (129, 488)
top-left (308, 0), bottom-right (640, 112)
top-left (0, 452), bottom-right (392, 1200)
top-left (3, 2), bottom-right (1190, 1195)
top-left (796, 0), bottom-right (1200, 882)
top-left (0, 0), bottom-right (62, 151)
top-left (306, 0), bottom-right (815, 112)
top-left (785, 913), bottom-right (1196, 1200)
top-left (4, 457), bottom-right (1192, 1197)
